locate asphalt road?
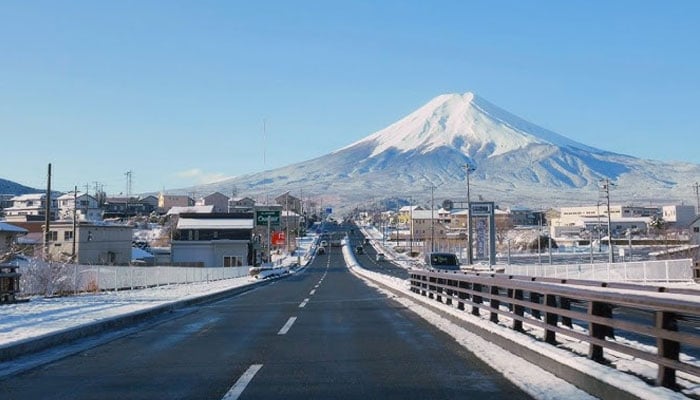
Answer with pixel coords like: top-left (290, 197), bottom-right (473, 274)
top-left (0, 243), bottom-right (531, 399)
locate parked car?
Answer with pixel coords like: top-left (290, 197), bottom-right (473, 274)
top-left (376, 253), bottom-right (385, 261)
top-left (424, 252), bottom-right (460, 271)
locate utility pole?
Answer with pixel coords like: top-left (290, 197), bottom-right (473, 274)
top-left (694, 182), bottom-right (700, 214)
top-left (44, 163), bottom-right (52, 261)
top-left (409, 196), bottom-right (413, 256)
top-left (125, 170), bottom-right (133, 220)
top-left (430, 185), bottom-right (436, 252)
top-left (72, 185), bottom-right (77, 259)
top-left (463, 163), bottom-right (476, 264)
top-left (601, 178), bottom-right (615, 263)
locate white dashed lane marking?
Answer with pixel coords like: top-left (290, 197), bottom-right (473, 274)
top-left (221, 364), bottom-right (263, 400)
top-left (277, 317), bottom-right (297, 335)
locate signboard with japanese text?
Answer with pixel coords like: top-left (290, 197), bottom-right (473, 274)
top-left (256, 210), bottom-right (281, 226)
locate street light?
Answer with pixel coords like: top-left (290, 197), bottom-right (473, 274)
top-left (462, 163), bottom-right (476, 265)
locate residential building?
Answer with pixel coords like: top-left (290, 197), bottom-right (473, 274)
top-left (139, 195), bottom-right (159, 210)
top-left (690, 217), bottom-right (700, 246)
top-left (158, 193), bottom-right (194, 213)
top-left (45, 221), bottom-right (133, 265)
top-left (103, 197), bottom-right (155, 219)
top-left (196, 192), bottom-right (230, 213)
top-left (398, 205), bottom-right (424, 224)
top-left (0, 194), bottom-right (14, 214)
top-left (3, 193), bottom-right (57, 221)
top-left (171, 213), bottom-right (254, 267)
top-left (0, 221), bottom-right (27, 253)
top-left (410, 209), bottom-right (450, 241)
top-left (57, 191), bottom-right (103, 221)
top-left (229, 197), bottom-right (256, 213)
top-left (275, 192), bottom-right (302, 214)
top-left (166, 205), bottom-right (214, 216)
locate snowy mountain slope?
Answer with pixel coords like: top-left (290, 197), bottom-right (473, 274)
top-left (195, 92), bottom-right (700, 211)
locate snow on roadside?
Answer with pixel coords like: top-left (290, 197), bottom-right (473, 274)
top-left (0, 276), bottom-right (255, 347)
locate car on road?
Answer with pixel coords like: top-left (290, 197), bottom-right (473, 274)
top-left (317, 246), bottom-right (326, 255)
top-left (355, 245), bottom-right (364, 254)
top-left (375, 253), bottom-right (385, 261)
top-left (320, 240), bottom-right (328, 247)
top-left (424, 252), bottom-right (460, 271)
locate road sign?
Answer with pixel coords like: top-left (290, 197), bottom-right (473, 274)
top-left (256, 210), bottom-right (281, 226)
top-left (272, 231), bottom-right (286, 245)
top-left (325, 207), bottom-right (333, 214)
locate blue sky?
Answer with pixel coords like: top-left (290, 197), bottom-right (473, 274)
top-left (1, 1), bottom-right (698, 194)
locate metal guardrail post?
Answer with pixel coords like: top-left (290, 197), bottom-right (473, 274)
top-left (436, 277), bottom-right (443, 303)
top-left (560, 297), bottom-right (573, 328)
top-left (530, 292), bottom-right (541, 320)
top-left (489, 286), bottom-right (499, 323)
top-left (655, 311), bottom-right (680, 389)
top-left (457, 281), bottom-right (467, 310)
top-left (471, 283), bottom-right (482, 316)
top-left (588, 301), bottom-right (613, 362)
top-left (545, 294), bottom-right (558, 344)
top-left (445, 279), bottom-right (453, 306)
top-left (512, 289), bottom-right (524, 332)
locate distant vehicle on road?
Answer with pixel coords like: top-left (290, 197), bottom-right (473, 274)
top-left (376, 253), bottom-right (385, 261)
top-left (355, 245), bottom-right (364, 254)
top-left (320, 240), bottom-right (328, 247)
top-left (317, 246), bottom-right (326, 255)
top-left (424, 252), bottom-right (460, 271)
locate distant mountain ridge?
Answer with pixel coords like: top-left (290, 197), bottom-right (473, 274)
top-left (0, 178), bottom-right (41, 196)
top-left (177, 92), bottom-right (700, 211)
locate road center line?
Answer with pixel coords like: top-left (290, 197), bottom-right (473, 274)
top-left (221, 364), bottom-right (263, 400)
top-left (278, 316), bottom-right (297, 335)
top-left (299, 298), bottom-right (309, 308)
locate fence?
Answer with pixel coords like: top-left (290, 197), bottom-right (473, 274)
top-left (502, 259), bottom-right (694, 283)
top-left (409, 269), bottom-right (700, 390)
top-left (20, 263), bottom-right (250, 296)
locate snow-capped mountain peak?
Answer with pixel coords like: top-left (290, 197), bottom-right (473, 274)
top-left (193, 91), bottom-right (699, 212)
top-left (339, 92), bottom-right (598, 158)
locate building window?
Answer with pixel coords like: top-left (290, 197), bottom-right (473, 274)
top-left (48, 231), bottom-right (58, 241)
top-left (223, 256), bottom-right (241, 267)
top-left (694, 227), bottom-right (699, 233)
top-left (64, 231), bottom-right (73, 241)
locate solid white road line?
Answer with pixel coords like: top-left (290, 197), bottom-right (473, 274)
top-left (277, 316), bottom-right (297, 335)
top-left (221, 364), bottom-right (263, 400)
top-left (299, 298), bottom-right (309, 308)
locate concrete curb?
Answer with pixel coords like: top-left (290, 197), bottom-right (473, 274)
top-left (0, 274), bottom-right (289, 363)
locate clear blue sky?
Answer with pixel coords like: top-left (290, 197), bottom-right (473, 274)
top-left (1, 1), bottom-right (698, 194)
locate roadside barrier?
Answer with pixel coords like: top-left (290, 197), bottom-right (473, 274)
top-left (409, 269), bottom-right (700, 390)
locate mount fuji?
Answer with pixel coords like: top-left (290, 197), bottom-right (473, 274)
top-left (197, 92), bottom-right (700, 211)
